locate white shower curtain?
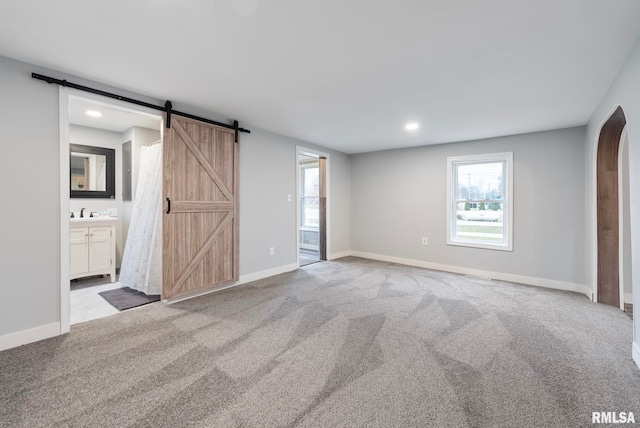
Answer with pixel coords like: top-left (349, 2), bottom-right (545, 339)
top-left (119, 141), bottom-right (163, 295)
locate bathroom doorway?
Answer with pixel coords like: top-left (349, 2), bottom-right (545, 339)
top-left (297, 147), bottom-right (328, 267)
top-left (61, 89), bottom-right (163, 329)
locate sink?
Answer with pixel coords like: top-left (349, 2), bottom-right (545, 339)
top-left (70, 217), bottom-right (117, 227)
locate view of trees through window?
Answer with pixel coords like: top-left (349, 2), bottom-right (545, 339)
top-left (302, 166), bottom-right (319, 227)
top-left (454, 161), bottom-right (504, 243)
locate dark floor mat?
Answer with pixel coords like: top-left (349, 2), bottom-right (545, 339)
top-left (98, 287), bottom-right (160, 311)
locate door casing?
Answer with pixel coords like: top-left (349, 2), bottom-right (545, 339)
top-left (59, 88), bottom-right (163, 333)
top-left (594, 105), bottom-right (627, 307)
top-left (296, 146), bottom-right (330, 266)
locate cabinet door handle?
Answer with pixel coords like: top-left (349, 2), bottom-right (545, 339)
top-left (166, 197), bottom-right (171, 214)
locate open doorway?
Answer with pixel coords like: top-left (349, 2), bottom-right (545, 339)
top-left (595, 106), bottom-right (631, 313)
top-left (297, 148), bottom-right (328, 267)
top-left (61, 90), bottom-right (163, 328)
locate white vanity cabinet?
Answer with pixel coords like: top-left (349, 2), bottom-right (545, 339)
top-left (70, 218), bottom-right (117, 282)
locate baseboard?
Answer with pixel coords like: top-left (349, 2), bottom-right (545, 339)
top-left (329, 251), bottom-right (352, 260)
top-left (238, 263), bottom-right (299, 284)
top-left (0, 322), bottom-right (61, 352)
top-left (625, 293), bottom-right (633, 304)
top-left (165, 263), bottom-right (299, 304)
top-left (633, 342), bottom-right (640, 370)
top-left (350, 251), bottom-right (591, 298)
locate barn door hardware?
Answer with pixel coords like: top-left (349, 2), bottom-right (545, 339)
top-left (32, 72), bottom-right (250, 135)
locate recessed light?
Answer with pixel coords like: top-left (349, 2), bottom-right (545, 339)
top-left (405, 122), bottom-right (419, 131)
top-left (86, 110), bottom-right (102, 117)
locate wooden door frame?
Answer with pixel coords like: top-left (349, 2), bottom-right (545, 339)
top-left (593, 105), bottom-right (627, 307)
top-left (296, 146), bottom-right (330, 266)
top-left (58, 88), bottom-right (163, 333)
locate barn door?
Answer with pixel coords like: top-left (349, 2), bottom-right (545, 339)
top-left (163, 115), bottom-right (239, 300)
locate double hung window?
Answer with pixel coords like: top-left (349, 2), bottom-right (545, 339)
top-left (447, 152), bottom-right (513, 251)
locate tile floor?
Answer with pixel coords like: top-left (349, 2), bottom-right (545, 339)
top-left (70, 275), bottom-right (121, 325)
top-left (624, 303), bottom-right (633, 320)
top-left (299, 248), bottom-right (320, 267)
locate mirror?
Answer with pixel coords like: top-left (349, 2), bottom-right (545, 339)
top-left (70, 144), bottom-right (115, 199)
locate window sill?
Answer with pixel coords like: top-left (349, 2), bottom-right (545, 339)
top-left (447, 240), bottom-right (513, 252)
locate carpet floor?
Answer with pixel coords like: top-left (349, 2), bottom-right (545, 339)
top-left (1, 257), bottom-right (638, 427)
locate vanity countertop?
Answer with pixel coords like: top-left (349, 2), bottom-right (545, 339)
top-left (70, 217), bottom-right (118, 227)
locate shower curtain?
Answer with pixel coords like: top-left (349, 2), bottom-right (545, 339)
top-left (119, 141), bottom-right (163, 296)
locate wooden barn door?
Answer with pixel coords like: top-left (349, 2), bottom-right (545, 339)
top-left (163, 115), bottom-right (239, 300)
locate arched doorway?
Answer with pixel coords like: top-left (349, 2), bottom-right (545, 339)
top-left (596, 106), bottom-right (627, 307)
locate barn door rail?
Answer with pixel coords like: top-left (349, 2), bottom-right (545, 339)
top-left (31, 72), bottom-right (250, 139)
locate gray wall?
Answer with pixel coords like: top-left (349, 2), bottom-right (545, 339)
top-left (0, 56), bottom-right (60, 337)
top-left (328, 150), bottom-right (351, 254)
top-left (585, 38), bottom-right (640, 351)
top-left (238, 128), bottom-right (350, 275)
top-left (0, 55), bottom-right (350, 341)
top-left (350, 127), bottom-right (586, 285)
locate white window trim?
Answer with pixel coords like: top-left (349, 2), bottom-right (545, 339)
top-left (446, 152), bottom-right (513, 252)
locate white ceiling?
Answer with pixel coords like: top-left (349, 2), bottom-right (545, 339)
top-left (69, 98), bottom-right (161, 132)
top-left (1, 0), bottom-right (639, 154)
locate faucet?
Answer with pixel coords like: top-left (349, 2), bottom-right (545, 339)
top-left (80, 208), bottom-right (86, 218)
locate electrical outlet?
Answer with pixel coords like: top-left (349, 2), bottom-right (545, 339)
top-left (287, 194), bottom-right (292, 202)
top-left (270, 247), bottom-right (275, 256)
top-left (421, 237), bottom-right (428, 246)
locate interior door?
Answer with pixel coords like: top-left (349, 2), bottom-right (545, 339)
top-left (163, 115), bottom-right (239, 300)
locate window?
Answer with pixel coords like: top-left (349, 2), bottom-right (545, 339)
top-left (447, 152), bottom-right (513, 251)
top-left (301, 163), bottom-right (319, 228)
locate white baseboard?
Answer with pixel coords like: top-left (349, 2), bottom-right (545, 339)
top-left (329, 251), bottom-right (352, 260)
top-left (350, 251), bottom-right (591, 298)
top-left (625, 293), bottom-right (633, 304)
top-left (165, 263), bottom-right (299, 304)
top-left (0, 322), bottom-right (61, 352)
top-left (238, 263), bottom-right (299, 284)
top-left (633, 342), bottom-right (640, 370)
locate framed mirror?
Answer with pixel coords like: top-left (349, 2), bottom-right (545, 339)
top-left (70, 144), bottom-right (116, 199)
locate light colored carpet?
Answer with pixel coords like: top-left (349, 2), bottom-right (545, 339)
top-left (1, 257), bottom-right (639, 427)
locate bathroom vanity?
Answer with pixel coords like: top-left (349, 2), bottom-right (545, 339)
top-left (70, 217), bottom-right (117, 282)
